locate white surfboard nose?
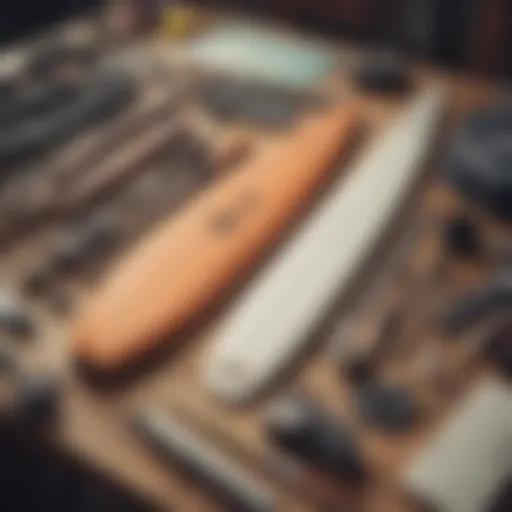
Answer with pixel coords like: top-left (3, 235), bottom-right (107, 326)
top-left (204, 352), bottom-right (257, 405)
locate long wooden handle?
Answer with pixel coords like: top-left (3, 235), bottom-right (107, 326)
top-left (72, 104), bottom-right (360, 372)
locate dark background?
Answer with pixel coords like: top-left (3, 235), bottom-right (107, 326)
top-left (198, 0), bottom-right (512, 75)
top-left (0, 425), bottom-right (152, 512)
top-left (1, 0), bottom-right (511, 75)
top-left (0, 0), bottom-right (101, 44)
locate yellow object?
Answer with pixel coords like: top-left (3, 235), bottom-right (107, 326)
top-left (161, 6), bottom-right (199, 38)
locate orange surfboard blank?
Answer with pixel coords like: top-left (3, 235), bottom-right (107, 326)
top-left (72, 104), bottom-right (360, 372)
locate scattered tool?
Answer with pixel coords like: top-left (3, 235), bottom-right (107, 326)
top-left (198, 77), bottom-right (312, 128)
top-left (265, 391), bottom-right (366, 483)
top-left (20, 131), bottom-right (245, 294)
top-left (58, 116), bottom-right (185, 218)
top-left (0, 292), bottom-right (35, 338)
top-left (0, 75), bottom-right (176, 245)
top-left (71, 103), bottom-right (360, 374)
top-left (0, 61), bottom-right (136, 162)
top-left (133, 409), bottom-right (276, 512)
top-left (22, 216), bottom-right (122, 297)
top-left (175, 405), bottom-right (350, 510)
top-left (49, 88), bottom-right (180, 194)
top-left (443, 214), bottom-right (481, 259)
top-left (447, 101), bottom-right (512, 219)
top-left (354, 382), bottom-right (419, 433)
top-left (205, 88), bottom-right (446, 404)
top-left (0, 346), bottom-right (60, 426)
top-left (23, 134), bottom-right (247, 297)
top-left (442, 270), bottom-right (512, 333)
top-left (159, 129), bottom-right (250, 184)
top-left (26, 40), bottom-right (98, 81)
top-left (50, 214), bottom-right (122, 276)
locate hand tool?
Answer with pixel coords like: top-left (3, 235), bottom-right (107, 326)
top-left (133, 409), bottom-right (276, 512)
top-left (61, 116), bottom-right (185, 214)
top-left (0, 62), bottom-right (135, 162)
top-left (442, 270), bottom-right (512, 333)
top-left (198, 76), bottom-right (314, 128)
top-left (0, 292), bottom-right (35, 338)
top-left (175, 405), bottom-right (350, 510)
top-left (447, 101), bottom-right (512, 219)
top-left (354, 382), bottom-right (419, 433)
top-left (265, 391), bottom-right (366, 483)
top-left (0, 78), bottom-right (178, 246)
top-left (0, 346), bottom-right (60, 426)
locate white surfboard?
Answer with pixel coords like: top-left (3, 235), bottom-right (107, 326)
top-left (204, 87), bottom-right (447, 404)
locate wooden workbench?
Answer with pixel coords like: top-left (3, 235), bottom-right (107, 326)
top-left (0, 18), bottom-right (506, 512)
